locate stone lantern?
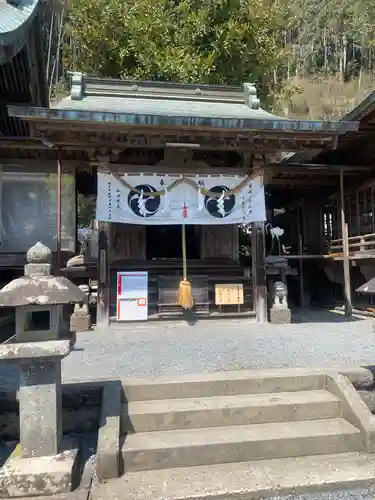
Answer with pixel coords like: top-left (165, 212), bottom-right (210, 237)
top-left (0, 242), bottom-right (87, 498)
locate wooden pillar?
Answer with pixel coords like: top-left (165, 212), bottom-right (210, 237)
top-left (97, 221), bottom-right (110, 327)
top-left (340, 167), bottom-right (352, 316)
top-left (252, 222), bottom-right (267, 323)
top-left (303, 195), bottom-right (325, 253)
top-left (297, 202), bottom-right (305, 307)
top-left (56, 151), bottom-right (62, 273)
top-left (232, 225), bottom-right (239, 261)
top-left (0, 165), bottom-right (2, 251)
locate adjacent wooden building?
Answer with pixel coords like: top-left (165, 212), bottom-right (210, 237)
top-left (277, 92), bottom-right (375, 311)
top-left (0, 0), bottom-right (47, 337)
top-left (1, 73), bottom-right (363, 324)
top-left (0, 0), bottom-right (48, 265)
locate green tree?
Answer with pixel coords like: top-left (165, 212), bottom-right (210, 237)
top-left (283, 0), bottom-right (375, 79)
top-left (64, 0), bottom-right (288, 96)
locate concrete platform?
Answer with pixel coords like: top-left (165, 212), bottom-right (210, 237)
top-left (121, 368), bottom-right (326, 401)
top-left (0, 446), bottom-right (79, 498)
top-left (40, 367), bottom-right (373, 488)
top-left (9, 493), bottom-right (88, 500)
top-left (124, 389), bottom-right (342, 432)
top-left (122, 418), bottom-right (361, 471)
top-left (115, 368), bottom-right (375, 478)
top-left (90, 452), bottom-right (375, 500)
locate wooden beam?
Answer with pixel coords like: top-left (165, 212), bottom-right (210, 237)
top-left (270, 178), bottom-right (338, 186)
top-left (273, 162), bottom-right (371, 171)
top-left (0, 142), bottom-right (52, 150)
top-left (271, 166), bottom-right (370, 174)
top-left (110, 164), bottom-right (250, 175)
top-left (272, 169), bottom-right (364, 177)
top-left (0, 158), bottom-right (83, 168)
top-left (31, 140), bottom-right (335, 153)
top-left (28, 119), bottom-right (340, 138)
top-left (0, 141), bottom-right (329, 154)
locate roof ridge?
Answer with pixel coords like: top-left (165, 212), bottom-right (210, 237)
top-left (68, 72), bottom-right (261, 109)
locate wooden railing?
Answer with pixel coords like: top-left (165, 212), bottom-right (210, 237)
top-left (329, 232), bottom-right (375, 255)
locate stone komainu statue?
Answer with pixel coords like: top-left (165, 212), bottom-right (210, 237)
top-left (272, 281), bottom-right (288, 309)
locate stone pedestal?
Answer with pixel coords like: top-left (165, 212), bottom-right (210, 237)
top-left (70, 303), bottom-right (92, 332)
top-left (0, 445), bottom-right (79, 498)
top-left (0, 341), bottom-right (79, 497)
top-left (270, 306), bottom-right (291, 324)
top-left (0, 242), bottom-right (87, 497)
top-left (268, 279), bottom-right (291, 324)
top-left (70, 314), bottom-right (91, 331)
top-left (19, 360), bottom-right (62, 458)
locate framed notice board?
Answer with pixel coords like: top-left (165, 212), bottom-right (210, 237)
top-left (117, 271), bottom-right (148, 321)
top-left (215, 283), bottom-right (244, 305)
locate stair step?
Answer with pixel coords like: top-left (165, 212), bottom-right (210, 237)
top-left (123, 390), bottom-right (342, 433)
top-left (122, 418), bottom-right (361, 472)
top-left (91, 452), bottom-right (375, 500)
top-left (122, 369), bottom-right (325, 402)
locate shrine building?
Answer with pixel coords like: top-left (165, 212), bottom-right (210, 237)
top-left (3, 73), bottom-right (367, 325)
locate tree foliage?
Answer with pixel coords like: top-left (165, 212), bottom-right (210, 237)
top-left (43, 0), bottom-right (375, 119)
top-left (283, 0), bottom-right (375, 79)
top-left (64, 0), bottom-right (288, 95)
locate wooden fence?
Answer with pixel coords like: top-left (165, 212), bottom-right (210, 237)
top-left (329, 232), bottom-right (375, 255)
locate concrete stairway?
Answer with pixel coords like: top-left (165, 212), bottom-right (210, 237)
top-left (95, 369), bottom-right (375, 499)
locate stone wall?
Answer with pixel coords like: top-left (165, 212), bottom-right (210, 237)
top-left (0, 384), bottom-right (103, 441)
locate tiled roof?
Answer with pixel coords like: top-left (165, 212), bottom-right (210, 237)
top-left (0, 46), bottom-right (31, 135)
top-left (55, 94), bottom-right (284, 122)
top-left (0, 0), bottom-right (40, 53)
top-left (0, 0), bottom-right (45, 136)
top-left (28, 73), bottom-right (357, 133)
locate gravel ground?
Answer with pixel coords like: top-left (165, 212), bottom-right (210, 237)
top-left (266, 490), bottom-right (375, 500)
top-left (1, 309), bottom-right (374, 391)
top-left (1, 309), bottom-right (375, 500)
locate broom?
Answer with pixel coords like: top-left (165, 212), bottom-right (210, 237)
top-left (177, 223), bottom-right (194, 310)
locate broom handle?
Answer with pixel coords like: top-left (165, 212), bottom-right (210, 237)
top-left (181, 224), bottom-right (187, 281)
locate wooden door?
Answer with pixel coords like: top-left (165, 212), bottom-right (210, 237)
top-left (110, 223), bottom-right (146, 260)
top-left (201, 225), bottom-right (238, 260)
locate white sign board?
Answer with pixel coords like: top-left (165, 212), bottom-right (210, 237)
top-left (96, 172), bottom-right (266, 225)
top-left (116, 271), bottom-right (148, 321)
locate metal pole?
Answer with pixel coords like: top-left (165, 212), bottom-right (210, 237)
top-left (340, 167), bottom-right (352, 316)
